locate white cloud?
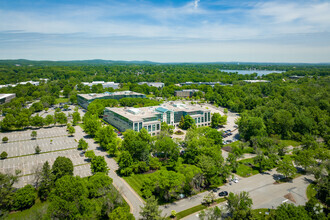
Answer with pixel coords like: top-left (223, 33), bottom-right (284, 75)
top-left (194, 0), bottom-right (200, 9)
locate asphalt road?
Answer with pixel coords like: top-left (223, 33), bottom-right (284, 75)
top-left (161, 169), bottom-right (312, 218)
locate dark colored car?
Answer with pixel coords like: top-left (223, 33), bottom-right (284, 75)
top-left (219, 191), bottom-right (228, 197)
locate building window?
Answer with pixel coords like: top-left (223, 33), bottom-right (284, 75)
top-left (152, 124), bottom-right (155, 131)
top-left (201, 117), bottom-right (204, 123)
top-left (134, 123), bottom-right (138, 131)
top-left (148, 125), bottom-right (151, 132)
top-left (139, 122), bottom-right (142, 131)
top-left (208, 112), bottom-right (211, 121)
top-left (198, 117), bottom-right (200, 123)
top-left (157, 124), bottom-right (160, 130)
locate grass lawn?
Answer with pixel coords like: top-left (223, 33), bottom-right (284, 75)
top-left (173, 198), bottom-right (226, 219)
top-left (7, 200), bottom-right (49, 220)
top-left (55, 97), bottom-right (69, 104)
top-left (123, 173), bottom-right (155, 199)
top-left (306, 183), bottom-right (317, 200)
top-left (251, 208), bottom-right (275, 219)
top-left (236, 158), bottom-right (260, 177)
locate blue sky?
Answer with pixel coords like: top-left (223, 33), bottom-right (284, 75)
top-left (0, 0), bottom-right (329, 62)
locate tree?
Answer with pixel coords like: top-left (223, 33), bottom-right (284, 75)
top-left (0, 113), bottom-right (16, 131)
top-left (85, 150), bottom-right (96, 160)
top-left (38, 161), bottom-right (53, 201)
top-left (2, 137), bottom-right (8, 143)
top-left (78, 138), bottom-right (89, 150)
top-left (12, 184), bottom-right (37, 210)
top-left (55, 112), bottom-right (68, 125)
top-left (52, 156), bottom-right (74, 181)
top-left (95, 126), bottom-right (117, 151)
top-left (276, 157), bottom-right (296, 179)
top-left (161, 122), bottom-right (174, 135)
top-left (72, 111), bottom-right (81, 126)
top-left (32, 102), bottom-right (43, 112)
top-left (67, 125), bottom-right (75, 136)
top-left (91, 156), bottom-right (109, 174)
top-left (211, 113), bottom-right (227, 128)
top-left (83, 114), bottom-right (101, 136)
top-left (47, 175), bottom-right (91, 219)
top-left (122, 129), bottom-right (150, 163)
top-left (1, 151), bottom-right (8, 159)
top-left (183, 115), bottom-right (195, 129)
top-left (274, 203), bottom-right (311, 220)
top-left (238, 116), bottom-right (267, 141)
top-left (35, 145), bottom-right (41, 154)
top-left (118, 151), bottom-right (133, 176)
top-left (0, 171), bottom-right (19, 211)
top-left (139, 196), bottom-right (166, 220)
top-left (294, 149), bottom-right (316, 171)
top-left (44, 114), bottom-right (54, 126)
top-left (226, 191), bottom-right (253, 219)
top-left (87, 172), bottom-right (113, 198)
top-left (31, 131), bottom-right (37, 139)
top-left (109, 207), bottom-right (134, 220)
top-left (30, 114), bottom-right (44, 127)
top-left (154, 135), bottom-right (179, 162)
top-left (199, 206), bottom-right (222, 220)
top-left (179, 116), bottom-right (185, 129)
top-left (202, 192), bottom-right (216, 206)
top-left (227, 153), bottom-right (239, 173)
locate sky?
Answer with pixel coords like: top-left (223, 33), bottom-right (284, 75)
top-left (0, 0), bottom-right (330, 63)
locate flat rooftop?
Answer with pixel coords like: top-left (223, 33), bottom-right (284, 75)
top-left (78, 91), bottom-right (145, 100)
top-left (105, 102), bottom-right (210, 121)
top-left (0, 93), bottom-right (15, 99)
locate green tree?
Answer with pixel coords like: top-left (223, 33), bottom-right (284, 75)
top-left (199, 206), bottom-right (222, 220)
top-left (78, 138), bottom-right (89, 150)
top-left (95, 126), bottom-right (117, 151)
top-left (31, 131), bottom-right (37, 139)
top-left (276, 157), bottom-right (296, 179)
top-left (55, 112), bottom-right (67, 125)
top-left (2, 137), bottom-right (8, 143)
top-left (87, 172), bottom-right (113, 198)
top-left (202, 192), bottom-right (216, 206)
top-left (44, 114), bottom-right (54, 126)
top-left (178, 116), bottom-right (185, 129)
top-left (85, 150), bottom-right (96, 160)
top-left (274, 203), bottom-right (311, 220)
top-left (118, 151), bottom-right (134, 176)
top-left (0, 113), bottom-right (16, 131)
top-left (38, 161), bottom-right (53, 201)
top-left (12, 184), bottom-right (37, 210)
top-left (294, 149), bottom-right (316, 171)
top-left (139, 196), bottom-right (166, 220)
top-left (47, 175), bottom-right (91, 219)
top-left (72, 111), bottom-right (81, 125)
top-left (32, 102), bottom-right (43, 112)
top-left (183, 115), bottom-right (195, 129)
top-left (35, 145), bottom-right (41, 154)
top-left (0, 172), bottom-right (19, 211)
top-left (154, 135), bottom-right (179, 161)
top-left (83, 114), bottom-right (101, 136)
top-left (122, 129), bottom-right (150, 163)
top-left (238, 116), bottom-right (267, 141)
top-left (0, 151), bottom-right (8, 159)
top-left (160, 122), bottom-right (174, 135)
top-left (30, 114), bottom-right (44, 127)
top-left (211, 113), bottom-right (227, 128)
top-left (67, 125), bottom-right (75, 136)
top-left (109, 207), bottom-right (134, 220)
top-left (52, 156), bottom-right (74, 181)
top-left (226, 191), bottom-right (253, 220)
top-left (91, 156), bottom-right (109, 174)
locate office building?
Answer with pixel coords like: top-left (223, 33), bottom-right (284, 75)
top-left (103, 102), bottom-right (211, 135)
top-left (81, 81), bottom-right (120, 89)
top-left (77, 91), bottom-right (146, 109)
top-left (174, 89), bottom-right (204, 98)
top-left (0, 94), bottom-right (16, 104)
top-left (138, 82), bottom-right (165, 88)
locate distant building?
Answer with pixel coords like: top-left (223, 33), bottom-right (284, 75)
top-left (81, 81), bottom-right (120, 89)
top-left (18, 81), bottom-right (40, 86)
top-left (103, 102), bottom-right (211, 135)
top-left (175, 89), bottom-right (204, 98)
top-left (180, 82), bottom-right (228, 87)
top-left (243, 80), bottom-right (270, 83)
top-left (138, 82), bottom-right (165, 88)
top-left (289, 75), bottom-right (305, 79)
top-left (0, 94), bottom-right (16, 104)
top-left (77, 91), bottom-right (146, 109)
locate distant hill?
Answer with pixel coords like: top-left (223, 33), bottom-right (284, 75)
top-left (0, 59), bottom-right (329, 66)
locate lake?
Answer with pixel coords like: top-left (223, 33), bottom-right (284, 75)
top-left (220, 70), bottom-right (284, 76)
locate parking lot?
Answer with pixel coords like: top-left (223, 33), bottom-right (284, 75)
top-left (0, 125), bottom-right (93, 188)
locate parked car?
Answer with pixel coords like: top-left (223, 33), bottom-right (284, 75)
top-left (232, 178), bottom-right (239, 183)
top-left (219, 191), bottom-right (228, 197)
